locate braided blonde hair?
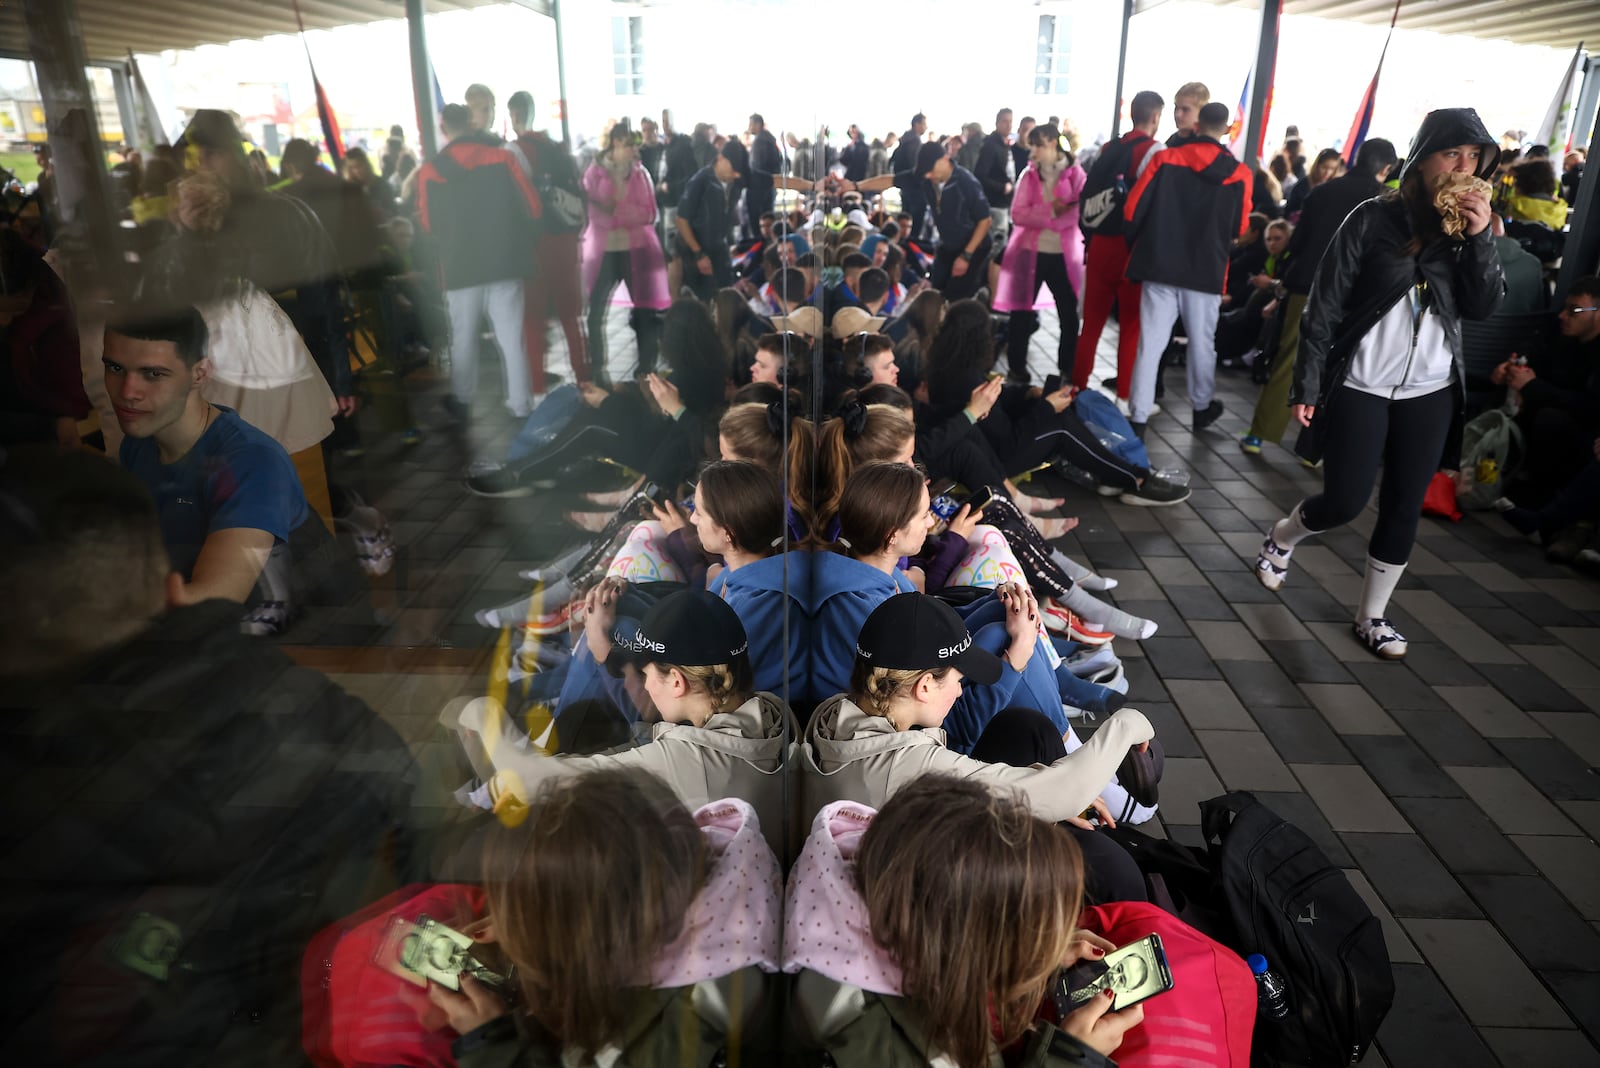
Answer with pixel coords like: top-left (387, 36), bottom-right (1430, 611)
top-left (850, 661), bottom-right (953, 721)
top-left (660, 661), bottom-right (750, 715)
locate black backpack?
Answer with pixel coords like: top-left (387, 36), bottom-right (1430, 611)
top-left (1203, 793), bottom-right (1393, 1067)
top-left (523, 132), bottom-right (588, 235)
top-left (1109, 793), bottom-right (1393, 1067)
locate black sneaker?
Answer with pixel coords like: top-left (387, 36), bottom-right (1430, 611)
top-left (1547, 521), bottom-right (1595, 564)
top-left (1101, 376), bottom-right (1120, 394)
top-left (1128, 421), bottom-right (1147, 441)
top-left (1193, 398), bottom-right (1225, 431)
top-left (465, 463), bottom-right (532, 498)
top-left (1119, 474), bottom-right (1191, 507)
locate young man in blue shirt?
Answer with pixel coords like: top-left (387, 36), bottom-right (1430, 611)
top-left (105, 306), bottom-right (313, 635)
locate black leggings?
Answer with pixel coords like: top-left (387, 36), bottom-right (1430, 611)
top-left (588, 251), bottom-right (663, 380)
top-left (1300, 386), bottom-right (1456, 565)
top-left (970, 706), bottom-right (1147, 905)
top-left (983, 392), bottom-right (1146, 492)
top-left (1006, 252), bottom-right (1081, 380)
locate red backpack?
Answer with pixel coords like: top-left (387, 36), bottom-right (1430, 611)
top-left (1077, 901), bottom-right (1256, 1068)
top-left (301, 883), bottom-right (489, 1068)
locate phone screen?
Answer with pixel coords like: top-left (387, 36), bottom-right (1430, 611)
top-left (1043, 374), bottom-right (1062, 395)
top-left (964, 486), bottom-right (996, 514)
top-left (1060, 934), bottom-right (1174, 1012)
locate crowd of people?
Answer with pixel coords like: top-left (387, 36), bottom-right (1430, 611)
top-left (0, 55), bottom-right (1591, 1065)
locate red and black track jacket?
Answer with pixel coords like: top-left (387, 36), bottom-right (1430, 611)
top-left (1123, 136), bottom-right (1252, 294)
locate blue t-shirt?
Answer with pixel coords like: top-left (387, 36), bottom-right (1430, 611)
top-left (121, 407), bottom-right (310, 580)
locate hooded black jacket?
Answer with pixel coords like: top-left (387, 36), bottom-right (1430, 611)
top-left (1124, 135), bottom-right (1253, 292)
top-left (1292, 108), bottom-right (1504, 463)
top-left (1281, 169), bottom-right (1392, 295)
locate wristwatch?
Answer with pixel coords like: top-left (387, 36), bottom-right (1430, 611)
top-left (958, 250), bottom-right (972, 262)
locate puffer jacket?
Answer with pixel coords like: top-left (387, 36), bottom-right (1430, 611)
top-left (1292, 107), bottom-right (1505, 464)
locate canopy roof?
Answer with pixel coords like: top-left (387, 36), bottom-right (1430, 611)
top-left (1171, 0), bottom-right (1592, 50)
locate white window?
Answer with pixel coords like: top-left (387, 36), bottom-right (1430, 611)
top-left (611, 15), bottom-right (645, 96)
top-left (1034, 13), bottom-right (1071, 96)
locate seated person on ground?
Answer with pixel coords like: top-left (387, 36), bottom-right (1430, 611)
top-left (104, 305), bottom-right (321, 634)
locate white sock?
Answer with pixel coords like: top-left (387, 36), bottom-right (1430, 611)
top-left (1052, 550), bottom-right (1118, 591)
top-left (1062, 585), bottom-right (1159, 640)
top-left (1272, 501), bottom-right (1319, 550)
top-left (1357, 556), bottom-right (1407, 623)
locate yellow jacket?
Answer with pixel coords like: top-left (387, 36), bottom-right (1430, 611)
top-left (1505, 191), bottom-right (1567, 229)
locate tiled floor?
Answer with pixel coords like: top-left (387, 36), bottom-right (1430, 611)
top-left (298, 309), bottom-right (1600, 1065)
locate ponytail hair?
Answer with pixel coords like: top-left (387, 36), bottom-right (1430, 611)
top-left (658, 659), bottom-right (753, 714)
top-left (813, 393), bottom-right (917, 541)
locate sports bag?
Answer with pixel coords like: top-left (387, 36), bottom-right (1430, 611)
top-left (1201, 792), bottom-right (1393, 1067)
top-left (1076, 901), bottom-right (1257, 1067)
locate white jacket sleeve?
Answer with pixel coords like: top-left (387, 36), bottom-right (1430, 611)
top-left (899, 709), bottom-right (1155, 823)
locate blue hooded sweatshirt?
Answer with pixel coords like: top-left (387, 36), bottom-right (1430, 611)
top-left (709, 551), bottom-right (810, 706)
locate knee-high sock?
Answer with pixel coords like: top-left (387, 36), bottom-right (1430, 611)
top-left (1357, 556), bottom-right (1407, 623)
top-left (1272, 500), bottom-right (1319, 549)
top-left (1052, 549), bottom-right (1117, 591)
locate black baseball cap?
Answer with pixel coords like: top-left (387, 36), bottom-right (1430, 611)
top-left (609, 588), bottom-right (751, 673)
top-left (855, 592), bottom-right (1003, 685)
top-left (916, 142), bottom-right (947, 177)
top-left (720, 140), bottom-right (748, 176)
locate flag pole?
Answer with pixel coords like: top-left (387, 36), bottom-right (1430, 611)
top-left (1343, 0), bottom-right (1402, 165)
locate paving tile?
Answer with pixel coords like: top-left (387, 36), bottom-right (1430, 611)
top-left (1418, 572), bottom-right (1510, 610)
top-left (1303, 620), bottom-right (1374, 664)
top-left (1473, 662), bottom-right (1592, 714)
top-left (1262, 639), bottom-right (1357, 684)
top-left (1345, 661), bottom-right (1451, 710)
top-left (1490, 738), bottom-right (1600, 801)
top-left (1341, 833), bottom-right (1480, 919)
top-left (1082, 540), bottom-right (1143, 572)
top-left (1345, 735), bottom-right (1467, 798)
top-left (1474, 606), bottom-right (1565, 647)
top-left (1547, 625), bottom-right (1600, 667)
top-left (1206, 568), bottom-right (1282, 604)
top-left (1116, 598), bottom-right (1191, 639)
top-left (1434, 685), bottom-right (1550, 738)
top-left (1252, 790), bottom-right (1356, 866)
top-left (1233, 601), bottom-right (1314, 641)
top-left (1291, 764), bottom-right (1410, 832)
top-left (1183, 542), bottom-right (1245, 572)
top-left (1480, 1028), bottom-right (1600, 1068)
top-left (1155, 757), bottom-right (1226, 826)
top-left (1163, 679), bottom-right (1256, 730)
top-left (1301, 683), bottom-right (1403, 735)
top-left (1443, 766), bottom-right (1583, 836)
top-left (1276, 583), bottom-right (1354, 623)
top-left (1189, 620), bottom-right (1271, 662)
top-left (1530, 711), bottom-right (1600, 765)
top-left (1342, 868), bottom-right (1424, 964)
top-left (1099, 569), bottom-right (1163, 601)
top-left (1395, 796), bottom-right (1538, 876)
top-left (1451, 560), bottom-right (1537, 593)
top-left (1508, 838), bottom-right (1600, 924)
top-left (1531, 578), bottom-right (1600, 612)
top-left (1500, 594), bottom-right (1593, 629)
top-left (1428, 621), bottom-right (1529, 665)
top-left (1219, 658), bottom-right (1309, 707)
top-left (1543, 970), bottom-right (1600, 1045)
top-left (1250, 704), bottom-right (1358, 764)
top-left (1162, 583), bottom-right (1237, 621)
top-left (1121, 657), bottom-right (1166, 702)
top-left (1195, 730), bottom-right (1300, 791)
top-left (1401, 642), bottom-right (1488, 687)
top-left (1142, 553), bottom-right (1206, 584)
top-left (1140, 636), bottom-right (1222, 680)
top-left (1511, 643), bottom-right (1600, 690)
top-left (1557, 800), bottom-right (1600, 839)
top-left (1375, 962), bottom-right (1499, 1068)
top-left (1389, 707), bottom-right (1509, 766)
top-left (1457, 873), bottom-right (1600, 971)
top-left (1401, 918), bottom-right (1573, 1028)
top-left (1131, 700), bottom-right (1204, 760)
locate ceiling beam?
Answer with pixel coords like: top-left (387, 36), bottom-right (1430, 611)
top-left (1398, 0), bottom-right (1590, 31)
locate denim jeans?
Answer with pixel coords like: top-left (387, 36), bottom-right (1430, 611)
top-left (506, 384), bottom-right (582, 463)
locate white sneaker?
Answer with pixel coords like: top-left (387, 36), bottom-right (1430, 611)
top-left (1255, 533), bottom-right (1293, 591)
top-left (1355, 617), bottom-right (1408, 660)
top-left (1062, 644), bottom-right (1120, 678)
top-left (1089, 663), bottom-right (1129, 695)
top-left (241, 600), bottom-right (290, 637)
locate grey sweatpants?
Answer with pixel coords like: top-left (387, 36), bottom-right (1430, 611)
top-left (1129, 281), bottom-right (1220, 424)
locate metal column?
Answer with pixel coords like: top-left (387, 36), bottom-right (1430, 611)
top-left (108, 63), bottom-right (137, 154)
top-left (23, 0), bottom-right (124, 296)
top-left (406, 0), bottom-right (438, 158)
top-left (552, 0), bottom-right (571, 145)
top-left (1111, 0), bottom-right (1133, 140)
top-left (1573, 54), bottom-right (1598, 154)
top-left (1556, 101), bottom-right (1600, 301)
top-left (1242, 0), bottom-right (1281, 170)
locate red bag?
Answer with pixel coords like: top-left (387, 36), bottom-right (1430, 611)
top-left (1422, 470), bottom-right (1463, 522)
top-left (301, 883), bottom-right (489, 1068)
top-left (1078, 901), bottom-right (1256, 1068)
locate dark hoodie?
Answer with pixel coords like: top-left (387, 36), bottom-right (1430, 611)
top-left (1292, 108), bottom-right (1504, 463)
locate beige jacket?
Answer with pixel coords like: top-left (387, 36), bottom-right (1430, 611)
top-left (801, 696), bottom-right (1154, 829)
top-left (447, 693), bottom-right (792, 856)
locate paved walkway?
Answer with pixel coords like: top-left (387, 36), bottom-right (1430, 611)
top-left (304, 310), bottom-right (1600, 1066)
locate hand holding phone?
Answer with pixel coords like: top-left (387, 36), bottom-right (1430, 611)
top-left (1056, 933), bottom-right (1174, 1013)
